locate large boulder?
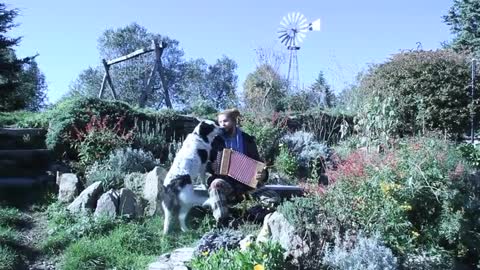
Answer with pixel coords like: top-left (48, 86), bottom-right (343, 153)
top-left (118, 188), bottom-right (141, 218)
top-left (67, 181), bottom-right (104, 214)
top-left (94, 190), bottom-right (119, 218)
top-left (142, 166), bottom-right (167, 216)
top-left (256, 211), bottom-right (310, 263)
top-left (57, 173), bottom-right (79, 203)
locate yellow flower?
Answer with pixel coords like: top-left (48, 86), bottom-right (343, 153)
top-left (263, 254), bottom-right (268, 259)
top-left (245, 241), bottom-right (252, 248)
top-left (412, 230), bottom-right (420, 238)
top-left (400, 204), bottom-right (412, 211)
top-left (254, 264), bottom-right (265, 270)
top-left (202, 250), bottom-right (209, 256)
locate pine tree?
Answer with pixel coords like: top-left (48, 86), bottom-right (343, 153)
top-left (443, 0), bottom-right (480, 55)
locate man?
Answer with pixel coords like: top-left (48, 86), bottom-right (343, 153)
top-left (206, 108), bottom-right (280, 227)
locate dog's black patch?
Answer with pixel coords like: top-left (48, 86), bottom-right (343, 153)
top-left (163, 175), bottom-right (192, 213)
top-left (197, 149), bottom-right (208, 164)
top-left (198, 122), bottom-right (215, 143)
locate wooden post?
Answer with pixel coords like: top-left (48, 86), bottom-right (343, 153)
top-left (102, 59), bottom-right (118, 100)
top-left (157, 41), bottom-right (172, 108)
top-left (98, 73), bottom-right (108, 98)
top-left (139, 40), bottom-right (161, 108)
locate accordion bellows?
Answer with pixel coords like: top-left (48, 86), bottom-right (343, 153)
top-left (213, 149), bottom-right (265, 189)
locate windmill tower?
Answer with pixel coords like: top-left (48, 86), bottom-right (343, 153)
top-left (278, 12), bottom-right (320, 90)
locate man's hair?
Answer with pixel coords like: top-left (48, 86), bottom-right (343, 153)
top-left (218, 108), bottom-right (241, 124)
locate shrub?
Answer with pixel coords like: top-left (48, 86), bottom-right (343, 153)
top-left (325, 136), bottom-right (480, 267)
top-left (241, 112), bottom-right (287, 164)
top-left (131, 119), bottom-right (168, 159)
top-left (457, 143), bottom-right (480, 169)
top-left (194, 229), bottom-right (245, 255)
top-left (85, 147), bottom-right (160, 190)
top-left (0, 110), bottom-right (48, 128)
top-left (45, 97), bottom-right (179, 160)
top-left (189, 241), bottom-right (285, 270)
top-left (275, 143), bottom-right (300, 178)
top-left (73, 114), bottom-right (133, 167)
top-left (354, 49), bottom-right (479, 138)
top-left (280, 131), bottom-right (332, 179)
top-left (323, 232), bottom-right (398, 270)
top-left (0, 245), bottom-right (17, 270)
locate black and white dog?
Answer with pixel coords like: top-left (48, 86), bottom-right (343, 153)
top-left (162, 119), bottom-right (221, 234)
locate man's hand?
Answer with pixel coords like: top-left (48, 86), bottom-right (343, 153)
top-left (255, 167), bottom-right (268, 182)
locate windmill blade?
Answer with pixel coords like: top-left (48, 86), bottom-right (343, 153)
top-left (298, 32), bottom-right (306, 40)
top-left (309, 18), bottom-right (321, 31)
top-left (293, 12), bottom-right (301, 24)
top-left (295, 35), bottom-right (303, 45)
top-left (288, 12), bottom-right (293, 24)
top-left (281, 35), bottom-right (291, 45)
top-left (278, 32), bottom-right (288, 40)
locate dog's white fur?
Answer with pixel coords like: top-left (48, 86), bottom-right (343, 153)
top-left (162, 120), bottom-right (221, 234)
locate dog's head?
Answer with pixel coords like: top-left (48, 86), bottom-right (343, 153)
top-left (193, 119), bottom-right (221, 144)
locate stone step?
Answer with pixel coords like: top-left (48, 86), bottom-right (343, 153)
top-left (0, 128), bottom-right (47, 150)
top-left (0, 149), bottom-right (53, 176)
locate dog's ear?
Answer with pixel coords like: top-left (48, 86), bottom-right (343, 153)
top-left (198, 121), bottom-right (214, 143)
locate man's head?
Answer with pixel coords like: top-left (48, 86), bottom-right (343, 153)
top-left (217, 108), bottom-right (241, 135)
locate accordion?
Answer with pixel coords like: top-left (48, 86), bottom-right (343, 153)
top-left (212, 148), bottom-right (265, 189)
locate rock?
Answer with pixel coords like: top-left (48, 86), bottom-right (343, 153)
top-left (148, 247), bottom-right (195, 270)
top-left (57, 173), bottom-right (79, 203)
top-left (256, 211), bottom-right (310, 263)
top-left (94, 190), bottom-right (119, 218)
top-left (67, 181), bottom-right (104, 214)
top-left (143, 166), bottom-right (167, 216)
top-left (118, 188), bottom-right (141, 218)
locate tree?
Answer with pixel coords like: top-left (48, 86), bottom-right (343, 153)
top-left (443, 0), bottom-right (480, 55)
top-left (310, 71), bottom-right (335, 108)
top-left (243, 64), bottom-right (288, 112)
top-left (70, 23), bottom-right (239, 109)
top-left (18, 60), bottom-right (48, 111)
top-left (205, 56), bottom-right (238, 109)
top-left (0, 3), bottom-right (35, 111)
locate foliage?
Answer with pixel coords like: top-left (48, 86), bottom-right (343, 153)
top-left (189, 241), bottom-right (285, 270)
top-left (328, 136), bottom-right (479, 267)
top-left (0, 244), bottom-right (17, 270)
top-left (443, 0), bottom-right (480, 55)
top-left (131, 119), bottom-right (168, 159)
top-left (85, 147), bottom-right (160, 189)
top-left (243, 64), bottom-right (288, 113)
top-left (194, 229), bottom-right (245, 255)
top-left (0, 3), bottom-right (40, 112)
top-left (309, 71), bottom-right (335, 108)
top-left (241, 113), bottom-right (287, 164)
top-left (275, 143), bottom-right (300, 178)
top-left (354, 49), bottom-right (478, 138)
top-left (45, 97), bottom-right (179, 160)
top-left (322, 232), bottom-right (398, 270)
top-left (457, 143), bottom-right (480, 169)
top-left (280, 131), bottom-right (332, 179)
top-left (69, 23), bottom-right (238, 109)
top-left (354, 96), bottom-right (399, 149)
top-left (58, 215), bottom-right (212, 270)
top-left (0, 110), bottom-right (49, 128)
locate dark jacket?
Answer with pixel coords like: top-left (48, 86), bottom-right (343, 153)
top-left (208, 130), bottom-right (267, 195)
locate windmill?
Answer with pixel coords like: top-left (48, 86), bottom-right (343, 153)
top-left (278, 12), bottom-right (320, 90)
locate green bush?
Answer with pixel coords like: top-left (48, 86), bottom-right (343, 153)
top-left (189, 241), bottom-right (285, 270)
top-left (242, 114), bottom-right (286, 164)
top-left (131, 119), bottom-right (168, 159)
top-left (85, 147), bottom-right (160, 189)
top-left (0, 245), bottom-right (17, 270)
top-left (0, 110), bottom-right (49, 128)
top-left (45, 97), bottom-right (179, 160)
top-left (355, 49), bottom-right (479, 138)
top-left (457, 143), bottom-right (480, 169)
top-left (274, 144), bottom-right (300, 178)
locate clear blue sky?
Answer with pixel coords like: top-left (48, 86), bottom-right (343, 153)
top-left (5, 0), bottom-right (453, 105)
